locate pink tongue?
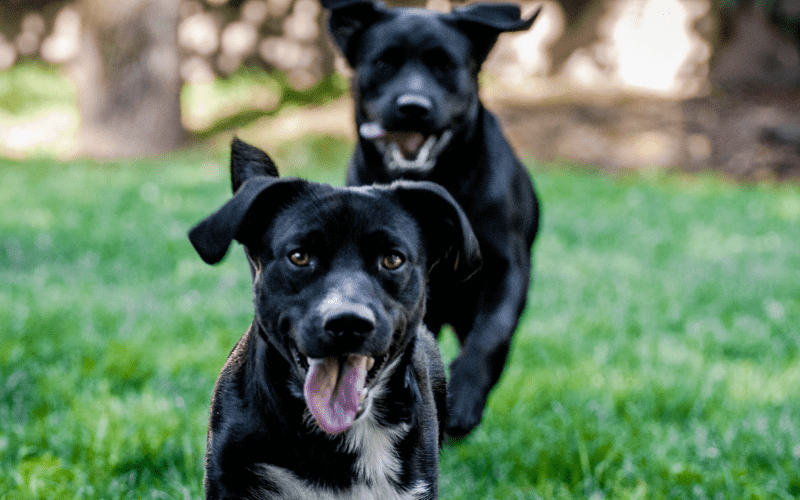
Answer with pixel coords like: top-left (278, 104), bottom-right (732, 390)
top-left (384, 132), bottom-right (426, 158)
top-left (304, 355), bottom-right (369, 434)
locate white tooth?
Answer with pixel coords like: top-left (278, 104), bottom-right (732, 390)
top-left (389, 143), bottom-right (405, 164)
top-left (416, 135), bottom-right (436, 164)
top-left (359, 387), bottom-right (368, 405)
top-left (366, 357), bottom-right (375, 370)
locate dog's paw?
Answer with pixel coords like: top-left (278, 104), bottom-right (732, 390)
top-left (445, 362), bottom-right (489, 438)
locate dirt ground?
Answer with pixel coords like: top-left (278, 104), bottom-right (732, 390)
top-left (494, 90), bottom-right (800, 182)
top-left (247, 89), bottom-right (800, 182)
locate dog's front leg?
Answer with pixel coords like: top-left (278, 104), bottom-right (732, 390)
top-left (446, 254), bottom-right (531, 438)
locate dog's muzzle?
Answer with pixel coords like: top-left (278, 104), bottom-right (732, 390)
top-left (360, 122), bottom-right (453, 173)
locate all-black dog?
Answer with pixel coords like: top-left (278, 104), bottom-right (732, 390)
top-left (189, 139), bottom-right (481, 499)
top-left (322, 0), bottom-right (541, 437)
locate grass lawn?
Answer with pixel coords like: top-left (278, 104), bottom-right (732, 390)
top-left (1, 138), bottom-right (799, 499)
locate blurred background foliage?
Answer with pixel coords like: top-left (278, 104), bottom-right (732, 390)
top-left (0, 0), bottom-right (798, 177)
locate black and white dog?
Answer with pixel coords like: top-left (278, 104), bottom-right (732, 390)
top-left (322, 0), bottom-right (541, 437)
top-left (189, 139), bottom-right (481, 499)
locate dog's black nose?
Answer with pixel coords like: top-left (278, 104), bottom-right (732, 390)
top-left (396, 94), bottom-right (432, 117)
top-left (324, 309), bottom-right (376, 339)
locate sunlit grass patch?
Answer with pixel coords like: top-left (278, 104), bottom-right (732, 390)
top-left (1, 143), bottom-right (799, 498)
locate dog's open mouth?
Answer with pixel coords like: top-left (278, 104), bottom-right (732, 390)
top-left (302, 353), bottom-right (387, 434)
top-left (360, 122), bottom-right (452, 172)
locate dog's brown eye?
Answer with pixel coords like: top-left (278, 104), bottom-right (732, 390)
top-left (288, 251), bottom-right (311, 267)
top-left (381, 253), bottom-right (404, 270)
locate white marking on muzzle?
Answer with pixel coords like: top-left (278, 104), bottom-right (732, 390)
top-left (396, 94), bottom-right (431, 110)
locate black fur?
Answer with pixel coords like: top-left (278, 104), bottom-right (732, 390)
top-left (322, 0), bottom-right (541, 437)
top-left (189, 139), bottom-right (481, 499)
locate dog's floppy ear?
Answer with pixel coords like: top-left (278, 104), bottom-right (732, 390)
top-left (446, 3), bottom-right (541, 66)
top-left (391, 180), bottom-right (482, 281)
top-left (323, 0), bottom-right (386, 65)
top-left (189, 176), bottom-right (308, 265)
top-left (230, 137), bottom-right (279, 193)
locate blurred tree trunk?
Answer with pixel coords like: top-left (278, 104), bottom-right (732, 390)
top-left (547, 0), bottom-right (605, 74)
top-left (72, 0), bottom-right (184, 157)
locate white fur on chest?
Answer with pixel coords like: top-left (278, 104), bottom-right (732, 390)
top-left (254, 417), bottom-right (429, 500)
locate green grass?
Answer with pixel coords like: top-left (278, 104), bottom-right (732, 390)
top-left (0, 62), bottom-right (77, 116)
top-left (1, 140), bottom-right (799, 499)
